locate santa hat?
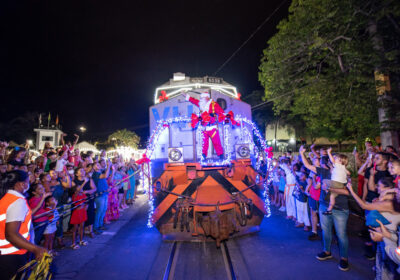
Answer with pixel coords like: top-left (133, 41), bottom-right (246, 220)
top-left (200, 92), bottom-right (210, 99)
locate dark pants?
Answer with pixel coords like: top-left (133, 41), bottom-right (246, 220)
top-left (33, 222), bottom-right (47, 245)
top-left (0, 253), bottom-right (27, 280)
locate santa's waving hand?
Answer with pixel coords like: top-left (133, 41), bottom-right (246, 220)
top-left (182, 91), bottom-right (225, 160)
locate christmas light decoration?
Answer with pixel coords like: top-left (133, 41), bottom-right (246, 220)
top-left (143, 114), bottom-right (274, 227)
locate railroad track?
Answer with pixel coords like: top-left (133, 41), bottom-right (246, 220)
top-left (162, 240), bottom-right (248, 280)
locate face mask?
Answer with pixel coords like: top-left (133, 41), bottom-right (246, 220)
top-left (68, 170), bottom-right (74, 175)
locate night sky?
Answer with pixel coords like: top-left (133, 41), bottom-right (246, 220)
top-left (0, 0), bottom-right (289, 143)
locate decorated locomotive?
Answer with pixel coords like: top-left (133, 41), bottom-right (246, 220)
top-left (139, 73), bottom-right (272, 246)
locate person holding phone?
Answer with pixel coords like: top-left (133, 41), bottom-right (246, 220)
top-left (347, 178), bottom-right (400, 279)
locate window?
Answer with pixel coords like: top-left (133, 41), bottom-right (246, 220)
top-left (42, 136), bottom-right (53, 141)
top-left (216, 98), bottom-right (227, 110)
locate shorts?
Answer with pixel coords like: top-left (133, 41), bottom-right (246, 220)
top-left (118, 187), bottom-right (124, 194)
top-left (123, 182), bottom-right (129, 191)
top-left (308, 197), bottom-right (319, 211)
top-left (279, 190), bottom-right (284, 194)
top-left (322, 179), bottom-right (345, 189)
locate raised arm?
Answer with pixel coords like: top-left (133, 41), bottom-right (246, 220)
top-left (327, 147), bottom-right (335, 164)
top-left (73, 134), bottom-right (80, 146)
top-left (346, 182), bottom-right (393, 212)
top-left (299, 145), bottom-right (317, 173)
top-left (310, 144), bottom-right (320, 159)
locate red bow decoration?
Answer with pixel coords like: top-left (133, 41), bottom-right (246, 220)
top-left (191, 113), bottom-right (200, 128)
top-left (225, 111), bottom-right (240, 126)
top-left (218, 113), bottom-right (225, 123)
top-left (158, 90), bottom-right (169, 103)
top-left (191, 112), bottom-right (212, 128)
top-left (136, 154), bottom-right (151, 165)
top-left (265, 147), bottom-right (274, 159)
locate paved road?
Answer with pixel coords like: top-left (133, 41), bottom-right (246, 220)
top-left (53, 197), bottom-right (374, 280)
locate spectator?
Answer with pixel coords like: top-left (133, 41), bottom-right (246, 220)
top-left (389, 159), bottom-right (400, 189)
top-left (127, 161), bottom-right (138, 204)
top-left (73, 167), bottom-right (96, 237)
top-left (69, 186), bottom-right (88, 249)
top-left (7, 147), bottom-right (27, 171)
top-left (43, 195), bottom-right (59, 254)
top-left (28, 183), bottom-right (51, 245)
top-left (294, 171), bottom-right (311, 231)
top-left (280, 158), bottom-right (296, 221)
top-left (300, 145), bottom-right (350, 271)
top-left (305, 159), bottom-right (321, 241)
top-left (92, 160), bottom-right (111, 234)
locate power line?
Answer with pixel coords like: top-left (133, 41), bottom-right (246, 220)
top-left (213, 0), bottom-right (287, 76)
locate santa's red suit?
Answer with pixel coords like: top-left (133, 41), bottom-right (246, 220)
top-left (186, 93), bottom-right (224, 157)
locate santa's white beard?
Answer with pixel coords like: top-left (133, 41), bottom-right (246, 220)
top-left (199, 99), bottom-right (209, 112)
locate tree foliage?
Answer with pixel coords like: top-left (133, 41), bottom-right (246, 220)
top-left (259, 0), bottom-right (400, 143)
top-left (107, 129), bottom-right (140, 148)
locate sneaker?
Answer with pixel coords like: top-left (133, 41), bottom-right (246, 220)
top-left (316, 251), bottom-right (332, 261)
top-left (364, 253), bottom-right (375, 260)
top-left (99, 226), bottom-right (108, 231)
top-left (308, 232), bottom-right (321, 241)
top-left (278, 206), bottom-right (286, 212)
top-left (94, 229), bottom-right (103, 235)
top-left (338, 259), bottom-right (349, 271)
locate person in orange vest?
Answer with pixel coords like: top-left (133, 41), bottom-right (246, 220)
top-left (0, 170), bottom-right (47, 279)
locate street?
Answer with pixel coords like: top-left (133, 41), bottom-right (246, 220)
top-left (52, 195), bottom-right (374, 280)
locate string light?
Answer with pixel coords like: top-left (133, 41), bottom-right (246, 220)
top-left (143, 115), bottom-right (273, 227)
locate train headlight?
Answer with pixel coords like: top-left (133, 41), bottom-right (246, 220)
top-left (168, 148), bottom-right (183, 162)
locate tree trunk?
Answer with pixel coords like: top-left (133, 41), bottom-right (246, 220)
top-left (367, 19), bottom-right (399, 150)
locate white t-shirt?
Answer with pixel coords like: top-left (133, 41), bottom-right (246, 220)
top-left (280, 164), bottom-right (296, 185)
top-left (5, 190), bottom-right (29, 223)
top-left (331, 163), bottom-right (347, 183)
top-left (55, 158), bottom-right (67, 172)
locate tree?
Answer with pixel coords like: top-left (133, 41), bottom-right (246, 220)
top-left (0, 112), bottom-right (37, 145)
top-left (259, 0), bottom-right (400, 145)
top-left (107, 129), bottom-right (140, 149)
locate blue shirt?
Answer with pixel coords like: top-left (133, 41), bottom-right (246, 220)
top-left (92, 171), bottom-right (108, 194)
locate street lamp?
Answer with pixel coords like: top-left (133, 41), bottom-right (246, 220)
top-left (26, 139), bottom-right (33, 146)
top-left (79, 126), bottom-right (86, 133)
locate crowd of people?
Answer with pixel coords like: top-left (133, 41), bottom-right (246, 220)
top-left (0, 135), bottom-right (140, 279)
top-left (266, 142), bottom-right (400, 277)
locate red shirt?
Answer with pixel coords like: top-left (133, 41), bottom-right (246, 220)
top-left (28, 196), bottom-right (48, 223)
top-left (309, 176), bottom-right (321, 201)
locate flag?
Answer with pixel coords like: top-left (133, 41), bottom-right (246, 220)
top-left (56, 114), bottom-right (59, 125)
top-left (47, 112), bottom-right (51, 128)
top-left (38, 114), bottom-right (42, 126)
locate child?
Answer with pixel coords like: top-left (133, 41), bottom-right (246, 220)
top-left (323, 147), bottom-right (350, 215)
top-left (278, 169), bottom-right (286, 211)
top-left (70, 186), bottom-right (88, 249)
top-left (43, 195), bottom-right (59, 254)
top-left (28, 183), bottom-right (51, 245)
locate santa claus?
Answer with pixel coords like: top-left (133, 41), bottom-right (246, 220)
top-left (182, 91), bottom-right (224, 160)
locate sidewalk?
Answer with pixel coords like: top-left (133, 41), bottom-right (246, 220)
top-left (52, 195), bottom-right (148, 280)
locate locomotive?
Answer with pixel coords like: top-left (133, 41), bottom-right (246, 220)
top-left (142, 73), bottom-right (271, 246)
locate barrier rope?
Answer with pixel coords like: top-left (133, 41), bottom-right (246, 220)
top-left (11, 253), bottom-right (53, 280)
top-left (32, 169), bottom-right (141, 229)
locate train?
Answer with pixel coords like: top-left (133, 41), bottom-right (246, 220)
top-left (140, 73), bottom-right (271, 246)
